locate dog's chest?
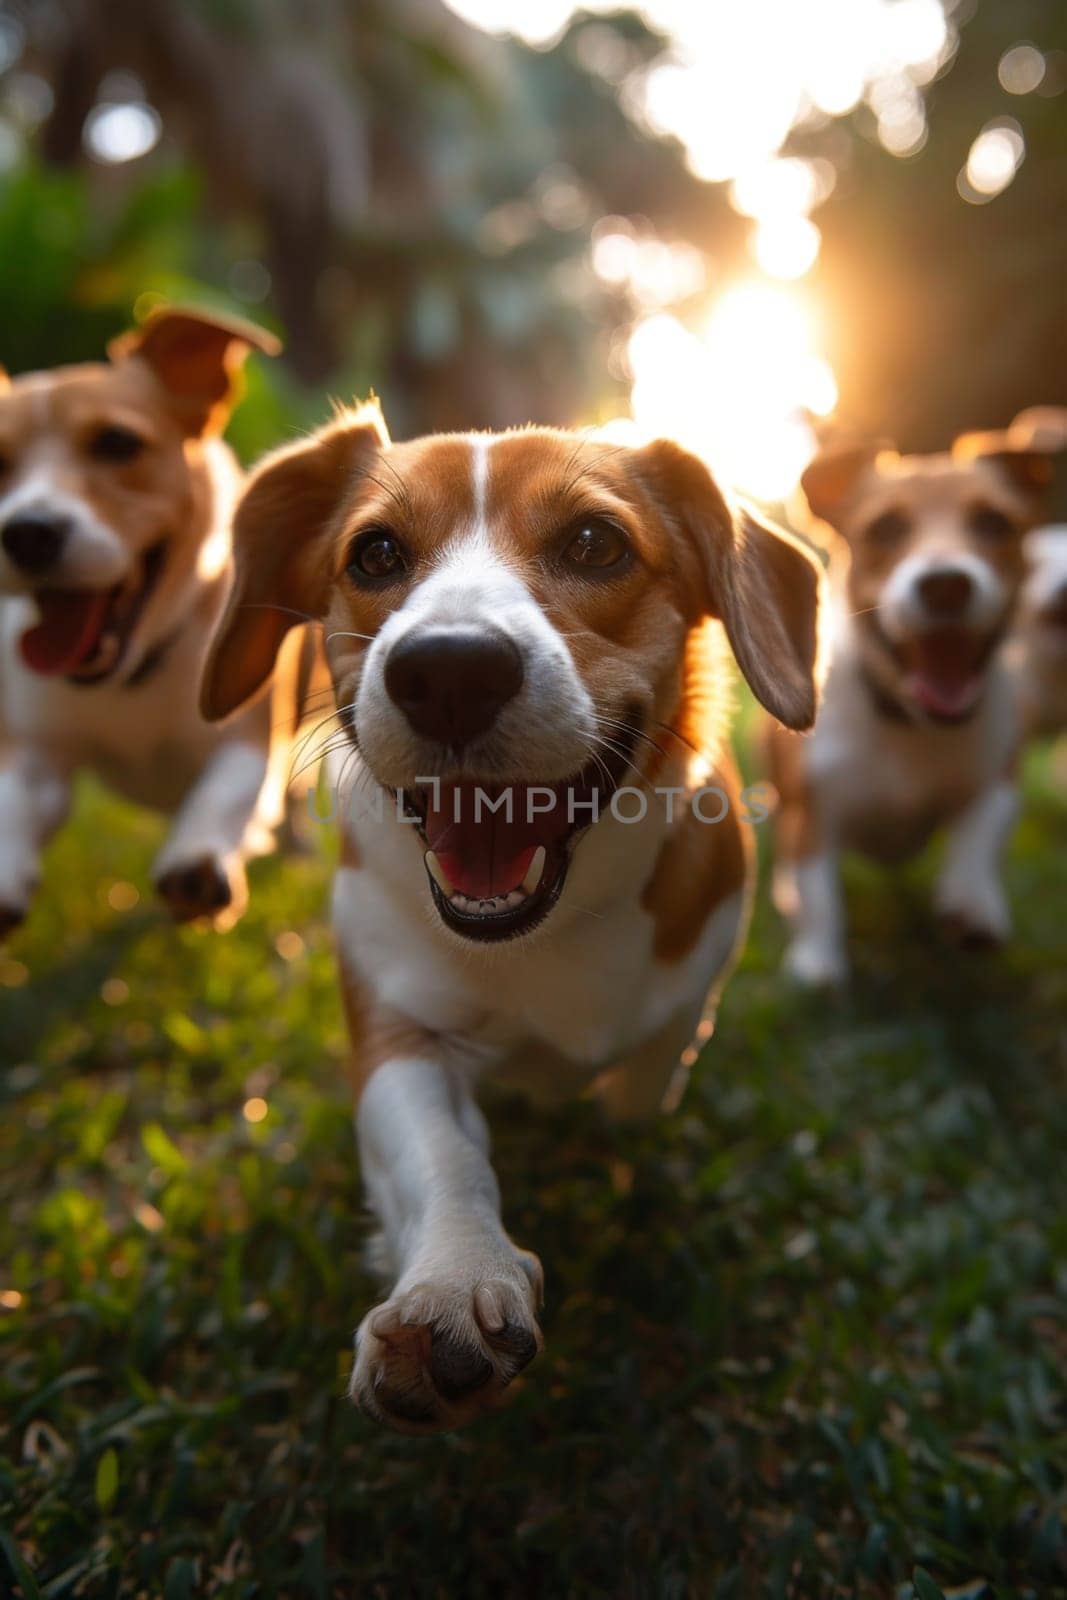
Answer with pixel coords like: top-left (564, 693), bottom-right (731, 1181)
top-left (334, 847), bottom-right (742, 1087)
top-left (470, 906), bottom-right (701, 1068)
top-left (810, 668), bottom-right (1009, 860)
top-left (1, 611), bottom-right (219, 810)
top-left (82, 726), bottom-right (214, 810)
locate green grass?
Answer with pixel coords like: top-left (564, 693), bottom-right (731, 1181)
top-left (1, 749), bottom-right (1066, 1599)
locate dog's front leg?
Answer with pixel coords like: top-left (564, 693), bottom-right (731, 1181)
top-left (782, 847), bottom-right (849, 986)
top-left (349, 1046), bottom-right (543, 1434)
top-left (0, 746), bottom-right (71, 938)
top-left (153, 738), bottom-right (271, 925)
top-left (934, 779), bottom-right (1018, 946)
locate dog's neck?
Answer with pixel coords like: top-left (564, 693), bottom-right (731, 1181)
top-left (829, 600), bottom-right (1012, 742)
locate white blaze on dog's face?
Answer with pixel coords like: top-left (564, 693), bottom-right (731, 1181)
top-left (0, 309), bottom-right (277, 683)
top-left (802, 441), bottom-right (1050, 725)
top-left (1022, 526), bottom-right (1067, 657)
top-left (203, 411), bottom-right (822, 943)
top-left (352, 444), bottom-right (601, 791)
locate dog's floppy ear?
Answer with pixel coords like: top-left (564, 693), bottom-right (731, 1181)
top-left (1008, 406), bottom-right (1067, 455)
top-left (981, 450), bottom-right (1053, 498)
top-left (109, 305), bottom-right (281, 436)
top-left (799, 441), bottom-right (886, 530)
top-left (201, 402), bottom-right (389, 722)
top-left (952, 425), bottom-right (1058, 500)
top-left (637, 439), bottom-right (825, 731)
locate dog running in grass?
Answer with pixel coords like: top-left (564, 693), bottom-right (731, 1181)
top-left (0, 306), bottom-right (300, 938)
top-left (769, 418), bottom-right (1064, 987)
top-left (200, 403), bottom-right (825, 1432)
top-left (1003, 408), bottom-right (1067, 742)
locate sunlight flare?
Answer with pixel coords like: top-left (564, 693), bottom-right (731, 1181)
top-left (619, 279), bottom-right (837, 502)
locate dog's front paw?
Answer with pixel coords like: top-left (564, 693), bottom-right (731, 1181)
top-left (0, 903), bottom-right (28, 942)
top-left (155, 854), bottom-right (246, 929)
top-left (934, 877), bottom-right (1011, 949)
top-left (350, 1256), bottom-right (542, 1435)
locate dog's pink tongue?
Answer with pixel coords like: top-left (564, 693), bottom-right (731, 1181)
top-left (20, 590), bottom-right (110, 676)
top-left (904, 630), bottom-right (983, 720)
top-left (423, 780), bottom-right (568, 899)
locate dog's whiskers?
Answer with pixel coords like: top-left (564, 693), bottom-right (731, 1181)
top-left (593, 712), bottom-right (671, 769)
top-left (325, 629), bottom-right (376, 645)
top-left (290, 708), bottom-right (341, 770)
top-left (652, 719), bottom-right (704, 760)
top-left (269, 686), bottom-right (337, 734)
top-left (287, 699), bottom-right (359, 784)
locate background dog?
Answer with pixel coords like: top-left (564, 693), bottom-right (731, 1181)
top-left (0, 306), bottom-right (292, 936)
top-left (770, 425), bottom-right (1061, 985)
top-left (1016, 523), bottom-right (1067, 739)
top-left (999, 409), bottom-right (1067, 742)
top-left (200, 405), bottom-right (824, 1432)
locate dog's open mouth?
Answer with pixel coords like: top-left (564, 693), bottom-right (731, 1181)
top-left (868, 614), bottom-right (997, 726)
top-left (897, 627), bottom-right (993, 724)
top-left (399, 719), bottom-right (639, 942)
top-left (19, 542), bottom-right (166, 683)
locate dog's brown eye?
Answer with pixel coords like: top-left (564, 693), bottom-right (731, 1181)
top-left (347, 528), bottom-right (407, 583)
top-left (970, 504), bottom-right (1015, 541)
top-left (563, 520), bottom-right (630, 572)
top-left (89, 425), bottom-right (147, 464)
top-left (862, 509), bottom-right (910, 546)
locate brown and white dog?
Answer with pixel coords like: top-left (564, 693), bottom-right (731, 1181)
top-left (0, 307), bottom-right (289, 937)
top-left (201, 405), bottom-right (824, 1432)
top-left (770, 429), bottom-right (1059, 985)
top-left (1017, 521), bottom-right (1067, 739)
top-left (1003, 408), bottom-right (1067, 741)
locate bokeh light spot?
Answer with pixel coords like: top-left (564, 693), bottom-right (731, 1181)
top-left (753, 215), bottom-right (821, 280)
top-left (732, 158), bottom-right (823, 220)
top-left (275, 930), bottom-right (305, 961)
top-left (625, 279), bottom-right (837, 502)
top-left (0, 957), bottom-right (28, 988)
top-left (135, 1203), bottom-right (165, 1233)
top-left (960, 120), bottom-right (1025, 201)
top-left (84, 101), bottom-right (162, 165)
top-left (998, 43), bottom-right (1045, 96)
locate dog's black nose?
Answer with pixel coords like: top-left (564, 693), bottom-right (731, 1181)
top-left (918, 568), bottom-right (974, 618)
top-left (1, 513), bottom-right (70, 575)
top-left (385, 627), bottom-right (524, 747)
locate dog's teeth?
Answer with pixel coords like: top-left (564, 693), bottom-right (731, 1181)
top-left (425, 850), bottom-right (454, 895)
top-left (521, 845), bottom-right (546, 896)
top-left (430, 849), bottom-right (543, 917)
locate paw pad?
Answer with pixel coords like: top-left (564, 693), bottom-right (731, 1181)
top-left (0, 905), bottom-right (27, 942)
top-left (156, 857), bottom-right (233, 923)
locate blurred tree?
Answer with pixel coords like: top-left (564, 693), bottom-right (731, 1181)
top-left (1, 0), bottom-right (726, 440)
top-left (0, 0), bottom-right (1063, 465)
top-left (801, 0), bottom-right (1067, 449)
